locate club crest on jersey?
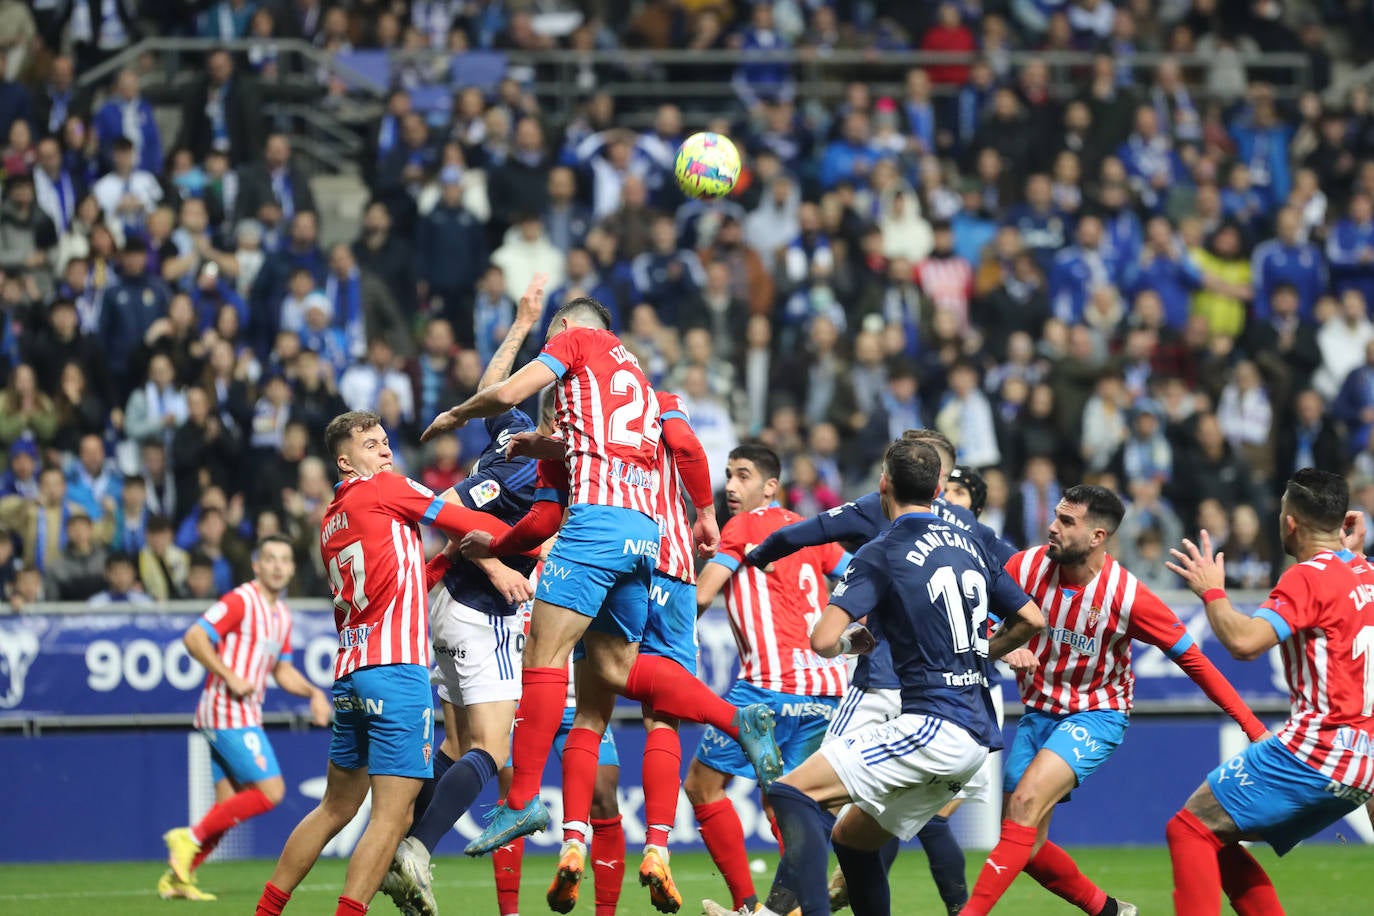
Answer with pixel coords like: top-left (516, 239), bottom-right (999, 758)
top-left (422, 743), bottom-right (432, 766)
top-left (469, 479), bottom-right (501, 508)
top-left (1086, 605), bottom-right (1102, 629)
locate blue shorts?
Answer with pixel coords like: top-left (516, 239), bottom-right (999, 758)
top-left (203, 726), bottom-right (281, 785)
top-left (330, 664), bottom-right (435, 779)
top-left (1004, 709), bottom-right (1129, 795)
top-left (641, 572), bottom-right (698, 673)
top-left (1208, 737), bottom-right (1368, 856)
top-left (540, 504), bottom-right (659, 643)
top-left (551, 707), bottom-right (620, 767)
top-left (695, 681), bottom-right (840, 779)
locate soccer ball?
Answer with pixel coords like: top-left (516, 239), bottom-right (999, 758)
top-left (674, 132), bottom-right (741, 199)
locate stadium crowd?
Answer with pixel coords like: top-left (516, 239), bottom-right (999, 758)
top-left (2, 0), bottom-right (1374, 608)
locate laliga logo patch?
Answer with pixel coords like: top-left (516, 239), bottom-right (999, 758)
top-left (1085, 605), bottom-right (1102, 630)
top-left (407, 478), bottom-right (436, 498)
top-left (470, 480), bottom-right (502, 508)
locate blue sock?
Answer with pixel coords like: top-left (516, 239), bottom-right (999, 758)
top-left (917, 814), bottom-right (967, 911)
top-left (878, 836), bottom-right (900, 874)
top-left (410, 749), bottom-right (455, 828)
top-left (834, 840), bottom-right (890, 916)
top-left (763, 783), bottom-right (834, 916)
top-left (412, 748), bottom-right (499, 852)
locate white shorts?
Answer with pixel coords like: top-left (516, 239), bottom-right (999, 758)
top-left (824, 687), bottom-right (901, 744)
top-left (823, 714), bottom-right (989, 842)
top-left (956, 682), bottom-right (1004, 805)
top-left (429, 590), bottom-right (529, 707)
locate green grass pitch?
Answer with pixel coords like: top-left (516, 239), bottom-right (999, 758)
top-left (1, 847), bottom-right (1371, 915)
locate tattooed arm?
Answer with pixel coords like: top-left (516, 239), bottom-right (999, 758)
top-left (478, 273), bottom-right (548, 389)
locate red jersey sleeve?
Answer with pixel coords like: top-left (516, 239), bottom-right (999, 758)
top-left (374, 473), bottom-right (449, 526)
top-left (537, 326), bottom-right (589, 379)
top-left (661, 413), bottom-right (714, 509)
top-left (715, 513), bottom-right (752, 569)
top-left (534, 458), bottom-right (571, 506)
top-left (1128, 582), bottom-right (1267, 740)
top-left (424, 553), bottom-right (452, 590)
top-left (199, 592), bottom-right (246, 643)
top-left (1258, 564), bottom-right (1320, 638)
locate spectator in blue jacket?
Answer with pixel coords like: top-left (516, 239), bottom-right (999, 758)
top-left (1098, 180), bottom-right (1142, 286)
top-left (731, 3), bottom-right (794, 110)
top-left (1334, 340), bottom-right (1374, 454)
top-left (1117, 105), bottom-right (1185, 213)
top-left (629, 216), bottom-right (703, 329)
top-left (98, 236), bottom-right (172, 396)
top-left (1133, 216), bottom-right (1203, 331)
top-left (1251, 206), bottom-right (1327, 322)
top-left (1326, 192), bottom-right (1374, 307)
top-left (1229, 83), bottom-right (1294, 215)
top-left (416, 166), bottom-right (488, 346)
top-left (819, 111), bottom-right (885, 190)
top-left (65, 434), bottom-right (122, 522)
top-left (1003, 173), bottom-right (1069, 274)
top-left (1050, 213), bottom-right (1110, 324)
top-left (93, 69), bottom-right (162, 176)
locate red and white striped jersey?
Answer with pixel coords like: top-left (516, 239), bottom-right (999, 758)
top-left (915, 255), bottom-right (973, 327)
top-left (714, 505), bottom-right (849, 696)
top-left (194, 581), bottom-right (293, 730)
top-left (322, 472), bottom-right (449, 679)
top-left (536, 326), bottom-right (660, 519)
top-left (654, 391), bottom-right (696, 584)
top-left (1008, 546), bottom-right (1195, 715)
top-left (1261, 551), bottom-right (1374, 793)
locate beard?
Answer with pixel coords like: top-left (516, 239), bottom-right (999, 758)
top-left (1046, 541), bottom-right (1091, 566)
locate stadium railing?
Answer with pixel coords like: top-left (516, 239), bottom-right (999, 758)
top-left (72, 40), bottom-right (1313, 174)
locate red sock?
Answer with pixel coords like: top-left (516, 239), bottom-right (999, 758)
top-left (508, 666), bottom-right (569, 807)
top-left (1023, 841), bottom-right (1107, 913)
top-left (642, 729), bottom-right (682, 848)
top-left (625, 655), bottom-right (739, 739)
top-left (560, 728), bottom-right (603, 843)
top-left (766, 812), bottom-right (785, 855)
top-left (192, 788), bottom-right (275, 844)
top-left (1219, 842), bottom-right (1283, 916)
top-left (694, 798), bottom-right (755, 908)
top-left (190, 833), bottom-right (222, 872)
top-left (255, 881), bottom-right (290, 916)
top-left (591, 815), bottom-right (626, 916)
top-left (493, 837), bottom-right (524, 916)
top-left (1166, 809), bottom-right (1224, 916)
top-left (964, 820), bottom-right (1039, 915)
top-left (334, 896), bottom-right (368, 915)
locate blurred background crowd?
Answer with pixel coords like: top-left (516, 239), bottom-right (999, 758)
top-left (3, 0), bottom-right (1374, 608)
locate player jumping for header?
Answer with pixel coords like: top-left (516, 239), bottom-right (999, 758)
top-left (421, 295), bottom-right (781, 858)
top-left (1164, 469), bottom-right (1374, 915)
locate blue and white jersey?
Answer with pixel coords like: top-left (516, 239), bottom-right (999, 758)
top-left (749, 490), bottom-right (1015, 692)
top-left (829, 512), bottom-right (1032, 750)
top-left (441, 410), bottom-right (540, 615)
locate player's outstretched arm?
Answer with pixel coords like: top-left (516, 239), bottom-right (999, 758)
top-left (1166, 529), bottom-right (1281, 661)
top-left (478, 273), bottom-right (548, 390)
top-left (421, 359), bottom-right (558, 442)
top-left (506, 430), bottom-right (565, 461)
top-left (746, 496), bottom-right (878, 567)
top-left (273, 659), bottom-right (331, 727)
top-left (987, 599), bottom-right (1045, 660)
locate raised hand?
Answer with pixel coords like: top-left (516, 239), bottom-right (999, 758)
top-left (1165, 529), bottom-right (1226, 599)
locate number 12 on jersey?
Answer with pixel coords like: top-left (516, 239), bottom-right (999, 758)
top-left (928, 566), bottom-right (990, 657)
